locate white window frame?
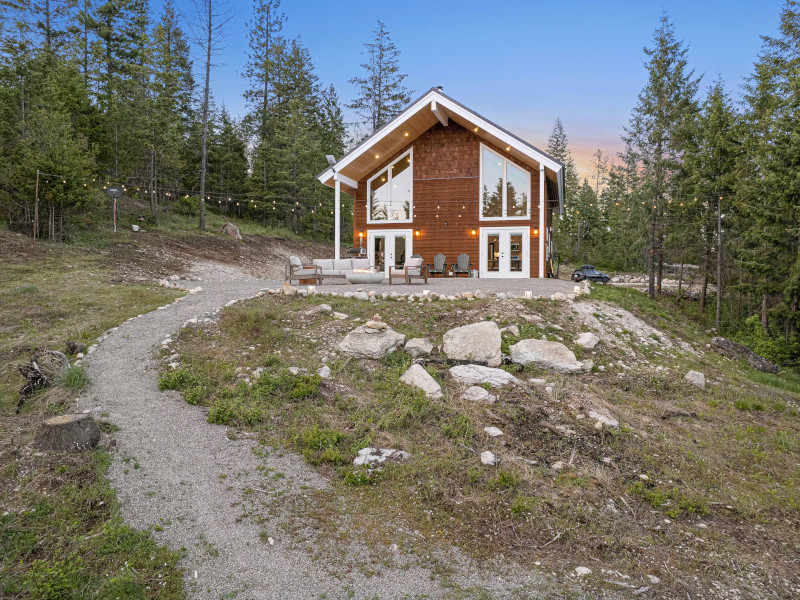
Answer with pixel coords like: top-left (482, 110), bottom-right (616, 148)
top-left (479, 143), bottom-right (531, 221)
top-left (367, 149), bottom-right (413, 224)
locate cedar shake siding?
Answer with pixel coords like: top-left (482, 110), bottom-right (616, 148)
top-left (353, 122), bottom-right (550, 278)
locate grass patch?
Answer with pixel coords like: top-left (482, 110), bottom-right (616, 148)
top-left (0, 451), bottom-right (183, 599)
top-left (746, 369), bottom-right (800, 396)
top-left (57, 365), bottom-right (89, 390)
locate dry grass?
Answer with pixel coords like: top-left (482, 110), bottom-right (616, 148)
top-left (164, 291), bottom-right (800, 598)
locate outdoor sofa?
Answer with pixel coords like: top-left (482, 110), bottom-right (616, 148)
top-left (286, 256), bottom-right (373, 284)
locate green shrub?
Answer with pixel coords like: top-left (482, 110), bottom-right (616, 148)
top-left (442, 414), bottom-right (475, 442)
top-left (23, 554), bottom-right (86, 600)
top-left (342, 467), bottom-right (379, 486)
top-left (510, 494), bottom-right (534, 517)
top-left (488, 470), bottom-right (521, 491)
top-left (158, 367), bottom-right (199, 392)
top-left (58, 365), bottom-right (89, 390)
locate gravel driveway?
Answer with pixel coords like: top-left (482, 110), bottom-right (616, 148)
top-left (77, 263), bottom-right (561, 599)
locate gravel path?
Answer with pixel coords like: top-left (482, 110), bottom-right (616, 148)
top-left (314, 276), bottom-right (578, 296)
top-left (78, 263), bottom-right (556, 599)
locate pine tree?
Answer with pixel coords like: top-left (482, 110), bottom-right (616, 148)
top-left (623, 14), bottom-right (700, 298)
top-left (735, 0), bottom-right (800, 349)
top-left (547, 118), bottom-right (580, 264)
top-left (348, 20), bottom-right (411, 134)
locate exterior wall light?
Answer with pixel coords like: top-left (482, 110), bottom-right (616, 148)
top-left (471, 229), bottom-right (477, 236)
top-left (415, 230), bottom-right (421, 237)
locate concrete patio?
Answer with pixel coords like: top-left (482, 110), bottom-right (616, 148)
top-left (310, 277), bottom-right (579, 297)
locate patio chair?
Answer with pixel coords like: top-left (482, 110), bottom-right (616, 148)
top-left (285, 256), bottom-right (321, 285)
top-left (388, 257), bottom-right (428, 285)
top-left (427, 253), bottom-right (447, 277)
top-left (451, 253), bottom-right (473, 277)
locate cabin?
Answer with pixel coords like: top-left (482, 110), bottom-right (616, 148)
top-left (316, 88), bottom-right (564, 279)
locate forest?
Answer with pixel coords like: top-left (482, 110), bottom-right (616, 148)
top-left (0, 0), bottom-right (798, 365)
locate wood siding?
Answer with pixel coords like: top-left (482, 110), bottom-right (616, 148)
top-left (353, 122), bottom-right (551, 278)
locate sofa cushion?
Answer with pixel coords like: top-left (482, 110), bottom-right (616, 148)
top-left (289, 256), bottom-right (303, 267)
top-left (313, 259), bottom-right (334, 271)
top-left (333, 259), bottom-right (352, 271)
top-left (293, 268), bottom-right (317, 277)
top-left (405, 257), bottom-right (423, 268)
top-left (352, 258), bottom-right (370, 270)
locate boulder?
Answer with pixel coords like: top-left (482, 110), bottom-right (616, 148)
top-left (220, 222), bottom-right (242, 240)
top-left (306, 304), bottom-right (332, 315)
top-left (588, 409), bottom-right (619, 429)
top-left (576, 332), bottom-right (600, 349)
top-left (480, 450), bottom-right (499, 466)
top-left (33, 413), bottom-right (101, 452)
top-left (399, 364), bottom-right (443, 399)
top-left (353, 447), bottom-right (410, 467)
top-left (405, 337), bottom-right (434, 358)
top-left (339, 325), bottom-right (405, 359)
top-left (484, 426), bottom-right (503, 437)
top-left (509, 339), bottom-right (583, 373)
top-left (461, 386), bottom-right (495, 403)
top-left (449, 364), bottom-right (520, 387)
top-left (282, 282), bottom-right (298, 296)
top-left (443, 321), bottom-right (502, 366)
top-left (710, 337), bottom-right (779, 374)
top-left (684, 370), bottom-right (705, 389)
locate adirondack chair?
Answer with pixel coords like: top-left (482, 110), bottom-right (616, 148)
top-left (427, 253), bottom-right (447, 277)
top-left (451, 253), bottom-right (473, 277)
top-left (388, 257), bottom-right (428, 285)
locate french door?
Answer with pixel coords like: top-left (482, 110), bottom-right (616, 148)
top-left (367, 230), bottom-right (413, 278)
top-left (479, 227), bottom-right (530, 278)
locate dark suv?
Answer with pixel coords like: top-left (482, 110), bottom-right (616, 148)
top-left (571, 264), bottom-right (610, 284)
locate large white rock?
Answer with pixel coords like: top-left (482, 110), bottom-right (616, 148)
top-left (576, 332), bottom-right (600, 349)
top-left (405, 337), bottom-right (434, 358)
top-left (509, 339), bottom-right (583, 373)
top-left (399, 364), bottom-right (443, 399)
top-left (588, 409), bottom-right (619, 428)
top-left (443, 321), bottom-right (502, 367)
top-left (353, 447), bottom-right (410, 467)
top-left (339, 325), bottom-right (406, 359)
top-left (484, 426), bottom-right (503, 437)
top-left (684, 370), bottom-right (705, 389)
top-left (449, 364), bottom-right (520, 387)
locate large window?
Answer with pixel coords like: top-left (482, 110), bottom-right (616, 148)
top-left (368, 150), bottom-right (412, 222)
top-left (480, 145), bottom-right (530, 219)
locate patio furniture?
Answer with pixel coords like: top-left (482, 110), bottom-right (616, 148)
top-left (285, 256), bottom-right (321, 285)
top-left (451, 253), bottom-right (473, 277)
top-left (309, 257), bottom-right (371, 282)
top-left (427, 253), bottom-right (447, 277)
top-left (388, 257), bottom-right (428, 285)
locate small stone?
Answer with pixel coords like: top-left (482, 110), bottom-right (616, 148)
top-left (588, 410), bottom-right (618, 428)
top-left (399, 364), bottom-right (443, 399)
top-left (683, 370), bottom-right (705, 389)
top-left (551, 460), bottom-right (565, 470)
top-left (333, 312), bottom-right (348, 320)
top-left (483, 426), bottom-right (503, 437)
top-left (354, 447), bottom-right (410, 467)
top-left (282, 282), bottom-right (298, 296)
top-left (638, 474), bottom-right (650, 482)
top-left (574, 567), bottom-right (592, 577)
top-left (288, 367), bottom-right (301, 375)
top-left (480, 451), bottom-right (499, 466)
top-left (318, 366), bottom-right (331, 379)
top-left (528, 378), bottom-right (546, 386)
top-left (647, 575), bottom-right (661, 585)
top-left (461, 386), bottom-right (494, 402)
top-left (577, 332), bottom-right (600, 349)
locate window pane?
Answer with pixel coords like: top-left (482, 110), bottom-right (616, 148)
top-left (487, 234), bottom-right (500, 272)
top-left (510, 234), bottom-right (522, 271)
top-left (481, 148), bottom-right (503, 218)
top-left (390, 157), bottom-right (411, 220)
top-left (506, 162), bottom-right (529, 217)
top-left (370, 170), bottom-right (389, 220)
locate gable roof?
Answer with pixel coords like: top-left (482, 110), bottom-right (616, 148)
top-left (317, 88), bottom-right (565, 211)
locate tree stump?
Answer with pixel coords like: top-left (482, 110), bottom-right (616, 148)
top-left (33, 413), bottom-right (102, 452)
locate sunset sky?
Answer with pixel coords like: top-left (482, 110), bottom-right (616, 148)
top-left (171, 0), bottom-right (786, 178)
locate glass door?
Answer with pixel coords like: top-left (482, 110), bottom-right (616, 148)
top-left (480, 228), bottom-right (529, 278)
top-left (367, 230), bottom-right (413, 279)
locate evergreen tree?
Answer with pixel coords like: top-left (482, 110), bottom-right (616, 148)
top-left (348, 20), bottom-right (411, 134)
top-left (547, 118), bottom-right (579, 264)
top-left (623, 14), bottom-right (700, 298)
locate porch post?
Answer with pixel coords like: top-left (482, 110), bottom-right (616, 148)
top-left (334, 176), bottom-right (341, 260)
top-left (539, 164), bottom-right (545, 278)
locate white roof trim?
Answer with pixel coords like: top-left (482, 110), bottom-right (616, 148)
top-left (317, 88), bottom-right (564, 185)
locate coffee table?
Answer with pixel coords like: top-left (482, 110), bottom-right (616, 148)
top-left (346, 271), bottom-right (385, 284)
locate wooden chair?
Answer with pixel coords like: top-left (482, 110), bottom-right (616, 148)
top-left (427, 253), bottom-right (447, 277)
top-left (451, 253), bottom-right (473, 277)
top-left (388, 257), bottom-right (428, 285)
top-left (285, 256), bottom-right (321, 284)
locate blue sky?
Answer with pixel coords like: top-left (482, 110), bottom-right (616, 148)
top-left (169, 0), bottom-right (785, 177)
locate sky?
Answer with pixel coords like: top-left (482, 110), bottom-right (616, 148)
top-left (168, 0), bottom-right (786, 178)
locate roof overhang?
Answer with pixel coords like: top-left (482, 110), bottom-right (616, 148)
top-left (318, 88), bottom-right (564, 211)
